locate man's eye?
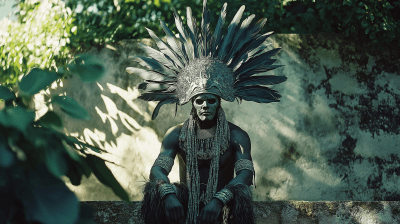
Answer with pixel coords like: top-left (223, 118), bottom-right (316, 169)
top-left (195, 99), bottom-right (204, 105)
top-left (208, 99), bottom-right (216, 104)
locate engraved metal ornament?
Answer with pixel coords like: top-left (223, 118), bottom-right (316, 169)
top-left (176, 57), bottom-right (235, 105)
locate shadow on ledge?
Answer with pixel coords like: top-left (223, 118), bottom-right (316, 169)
top-left (82, 201), bottom-right (400, 223)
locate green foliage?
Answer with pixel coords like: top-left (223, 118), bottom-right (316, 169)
top-left (65, 0), bottom-right (400, 49)
top-left (0, 59), bottom-right (129, 224)
top-left (1, 0), bottom-right (398, 90)
top-left (0, 0), bottom-right (74, 87)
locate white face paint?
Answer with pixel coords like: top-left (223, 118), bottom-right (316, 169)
top-left (192, 94), bottom-right (220, 122)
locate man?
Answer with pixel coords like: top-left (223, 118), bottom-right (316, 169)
top-left (127, 1), bottom-right (287, 223)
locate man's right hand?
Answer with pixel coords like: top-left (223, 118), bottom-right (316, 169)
top-left (163, 193), bottom-right (185, 224)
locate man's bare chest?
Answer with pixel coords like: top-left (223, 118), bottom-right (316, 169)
top-left (177, 144), bottom-right (234, 169)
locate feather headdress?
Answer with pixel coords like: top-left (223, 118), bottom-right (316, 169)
top-left (127, 0), bottom-right (287, 119)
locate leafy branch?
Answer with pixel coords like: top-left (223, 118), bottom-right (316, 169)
top-left (0, 54), bottom-right (129, 224)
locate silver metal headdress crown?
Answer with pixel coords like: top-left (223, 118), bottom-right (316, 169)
top-left (127, 0), bottom-right (287, 119)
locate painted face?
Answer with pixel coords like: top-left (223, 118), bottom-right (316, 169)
top-left (192, 94), bottom-right (220, 122)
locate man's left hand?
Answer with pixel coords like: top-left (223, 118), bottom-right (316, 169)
top-left (198, 198), bottom-right (224, 224)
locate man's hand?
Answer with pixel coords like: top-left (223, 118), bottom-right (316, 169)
top-left (164, 193), bottom-right (185, 224)
top-left (198, 198), bottom-right (224, 224)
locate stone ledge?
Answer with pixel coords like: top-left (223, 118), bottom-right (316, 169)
top-left (82, 201), bottom-right (400, 223)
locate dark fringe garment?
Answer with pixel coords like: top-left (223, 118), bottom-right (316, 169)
top-left (141, 181), bottom-right (254, 224)
top-left (141, 180), bottom-right (188, 224)
top-left (225, 184), bottom-right (255, 224)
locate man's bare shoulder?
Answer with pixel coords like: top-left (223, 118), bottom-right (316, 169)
top-left (162, 124), bottom-right (183, 146)
top-left (228, 122), bottom-right (250, 143)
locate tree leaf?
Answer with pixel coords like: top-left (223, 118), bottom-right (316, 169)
top-left (0, 86), bottom-right (16, 101)
top-left (19, 68), bottom-right (58, 96)
top-left (63, 136), bottom-right (107, 154)
top-left (68, 54), bottom-right (105, 83)
top-left (39, 111), bottom-right (63, 129)
top-left (85, 154), bottom-right (130, 202)
top-left (45, 150), bottom-right (68, 178)
top-left (0, 138), bottom-right (15, 168)
top-left (0, 107), bottom-right (35, 132)
top-left (51, 96), bottom-right (90, 120)
top-left (19, 167), bottom-right (80, 224)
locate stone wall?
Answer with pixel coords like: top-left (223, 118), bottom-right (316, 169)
top-left (82, 201), bottom-right (400, 223)
top-left (34, 34), bottom-right (400, 202)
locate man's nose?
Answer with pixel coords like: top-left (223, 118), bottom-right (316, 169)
top-left (202, 102), bottom-right (209, 109)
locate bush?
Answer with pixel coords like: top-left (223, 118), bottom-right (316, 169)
top-left (0, 55), bottom-right (129, 224)
top-left (0, 0), bottom-right (74, 88)
top-left (1, 0), bottom-right (398, 88)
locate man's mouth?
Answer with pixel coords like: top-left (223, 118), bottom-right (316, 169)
top-left (201, 112), bottom-right (211, 115)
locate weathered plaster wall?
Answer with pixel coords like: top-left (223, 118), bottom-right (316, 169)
top-left (34, 34), bottom-right (400, 202)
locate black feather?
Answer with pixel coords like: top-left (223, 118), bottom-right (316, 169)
top-left (249, 18), bottom-right (268, 37)
top-left (126, 66), bottom-right (175, 82)
top-left (229, 31), bottom-right (274, 68)
top-left (159, 19), bottom-right (187, 65)
top-left (137, 82), bottom-right (171, 92)
top-left (235, 86), bottom-right (282, 103)
top-left (234, 75), bottom-right (287, 88)
top-left (211, 3), bottom-right (227, 57)
top-left (186, 7), bottom-right (199, 59)
top-left (225, 14), bottom-right (255, 63)
top-left (137, 43), bottom-right (179, 72)
top-left (152, 97), bottom-right (178, 120)
top-left (235, 65), bottom-right (284, 80)
top-left (201, 0), bottom-right (211, 56)
top-left (173, 9), bottom-right (190, 62)
top-left (217, 5), bottom-right (245, 61)
top-left (138, 92), bottom-right (176, 102)
top-left (234, 48), bottom-right (281, 74)
top-left (231, 42), bottom-right (271, 69)
top-left (145, 27), bottom-right (184, 69)
top-left (128, 56), bottom-right (176, 77)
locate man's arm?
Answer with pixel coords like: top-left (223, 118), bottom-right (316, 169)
top-left (226, 126), bottom-right (254, 186)
top-left (149, 125), bottom-right (180, 183)
top-left (199, 125), bottom-right (253, 224)
top-left (149, 125), bottom-right (185, 224)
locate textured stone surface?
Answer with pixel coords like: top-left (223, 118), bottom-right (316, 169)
top-left (83, 201), bottom-right (400, 224)
top-left (33, 33), bottom-right (400, 202)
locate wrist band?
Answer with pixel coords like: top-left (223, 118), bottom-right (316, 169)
top-left (234, 159), bottom-right (254, 175)
top-left (153, 154), bottom-right (174, 173)
top-left (213, 188), bottom-right (233, 205)
top-left (158, 183), bottom-right (176, 199)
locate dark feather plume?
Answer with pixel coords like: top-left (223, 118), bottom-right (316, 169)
top-left (225, 14), bottom-right (256, 63)
top-left (249, 18), bottom-right (268, 37)
top-left (128, 57), bottom-right (176, 77)
top-left (145, 27), bottom-right (184, 69)
top-left (126, 67), bottom-right (174, 82)
top-left (138, 92), bottom-right (176, 101)
top-left (217, 5), bottom-right (245, 61)
top-left (159, 20), bottom-right (187, 65)
top-left (173, 9), bottom-right (190, 62)
top-left (236, 65), bottom-right (284, 80)
top-left (235, 47), bottom-right (281, 73)
top-left (234, 75), bottom-right (287, 89)
top-left (229, 31), bottom-right (274, 69)
top-left (211, 3), bottom-right (227, 57)
top-left (152, 97), bottom-right (178, 120)
top-left (201, 0), bottom-right (211, 56)
top-left (137, 82), bottom-right (171, 92)
top-left (235, 86), bottom-right (282, 103)
top-left (136, 43), bottom-right (179, 72)
top-left (186, 7), bottom-right (199, 59)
